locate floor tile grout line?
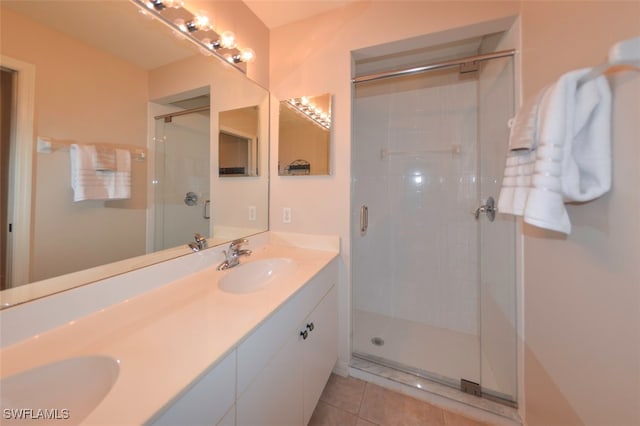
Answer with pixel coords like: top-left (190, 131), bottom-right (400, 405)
top-left (356, 381), bottom-right (368, 417)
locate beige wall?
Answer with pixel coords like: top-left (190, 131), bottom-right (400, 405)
top-left (269, 1), bottom-right (640, 425)
top-left (521, 2), bottom-right (640, 425)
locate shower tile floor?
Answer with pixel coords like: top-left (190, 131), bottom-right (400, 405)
top-left (309, 373), bottom-right (496, 426)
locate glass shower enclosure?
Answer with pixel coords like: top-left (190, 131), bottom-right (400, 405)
top-left (351, 50), bottom-right (517, 403)
top-left (152, 107), bottom-right (210, 251)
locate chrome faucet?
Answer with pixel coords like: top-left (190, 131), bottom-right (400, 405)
top-left (188, 233), bottom-right (208, 252)
top-left (217, 238), bottom-right (252, 270)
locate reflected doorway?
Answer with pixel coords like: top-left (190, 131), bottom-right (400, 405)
top-left (1, 68), bottom-right (15, 290)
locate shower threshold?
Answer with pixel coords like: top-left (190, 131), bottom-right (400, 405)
top-left (350, 352), bottom-right (520, 423)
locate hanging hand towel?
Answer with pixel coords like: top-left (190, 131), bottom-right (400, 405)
top-left (111, 148), bottom-right (131, 200)
top-left (498, 68), bottom-right (612, 234)
top-left (93, 146), bottom-right (117, 171)
top-left (70, 144), bottom-right (131, 201)
top-left (497, 88), bottom-right (544, 216)
top-left (507, 90), bottom-right (544, 151)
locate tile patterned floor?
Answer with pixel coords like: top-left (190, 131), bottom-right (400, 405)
top-left (309, 374), bottom-right (495, 426)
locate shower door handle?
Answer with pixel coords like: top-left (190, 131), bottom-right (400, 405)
top-left (203, 200), bottom-right (210, 220)
top-left (360, 205), bottom-right (368, 236)
top-left (474, 196), bottom-right (496, 222)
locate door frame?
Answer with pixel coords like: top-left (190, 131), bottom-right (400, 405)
top-left (1, 55), bottom-right (35, 288)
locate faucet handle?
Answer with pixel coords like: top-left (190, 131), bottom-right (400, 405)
top-left (229, 238), bottom-right (248, 251)
top-left (194, 233), bottom-right (207, 250)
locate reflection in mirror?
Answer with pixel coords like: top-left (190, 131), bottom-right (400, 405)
top-left (219, 106), bottom-right (260, 177)
top-left (0, 1), bottom-right (269, 308)
top-left (278, 94), bottom-right (332, 176)
top-left (153, 93), bottom-right (211, 251)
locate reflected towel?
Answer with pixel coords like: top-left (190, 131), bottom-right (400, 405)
top-left (70, 144), bottom-right (131, 201)
top-left (93, 146), bottom-right (117, 171)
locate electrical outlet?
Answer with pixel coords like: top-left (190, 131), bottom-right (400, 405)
top-left (282, 207), bottom-right (292, 224)
top-left (249, 206), bottom-right (257, 221)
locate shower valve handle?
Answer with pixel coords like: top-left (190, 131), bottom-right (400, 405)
top-left (475, 196), bottom-right (496, 222)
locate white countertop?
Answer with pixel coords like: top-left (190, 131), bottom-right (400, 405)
top-left (0, 236), bottom-right (339, 425)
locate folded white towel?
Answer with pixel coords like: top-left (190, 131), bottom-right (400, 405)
top-left (70, 144), bottom-right (131, 202)
top-left (497, 68), bottom-right (612, 234)
top-left (93, 146), bottom-right (117, 171)
top-left (507, 90), bottom-right (544, 151)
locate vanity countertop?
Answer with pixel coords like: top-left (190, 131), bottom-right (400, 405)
top-left (0, 237), bottom-right (339, 425)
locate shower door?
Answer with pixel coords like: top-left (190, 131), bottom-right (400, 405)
top-left (351, 56), bottom-right (517, 402)
top-left (153, 110), bottom-right (210, 251)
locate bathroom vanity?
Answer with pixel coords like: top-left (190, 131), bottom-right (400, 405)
top-left (0, 232), bottom-right (339, 425)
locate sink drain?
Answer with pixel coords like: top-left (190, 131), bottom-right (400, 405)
top-left (371, 337), bottom-right (385, 346)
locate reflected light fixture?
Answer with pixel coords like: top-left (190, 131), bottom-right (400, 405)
top-left (287, 97), bottom-right (331, 129)
top-left (132, 0), bottom-right (256, 71)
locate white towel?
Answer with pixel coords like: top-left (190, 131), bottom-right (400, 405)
top-left (93, 146), bottom-right (117, 171)
top-left (507, 90), bottom-right (544, 151)
top-left (497, 68), bottom-right (612, 234)
top-left (70, 144), bottom-right (131, 201)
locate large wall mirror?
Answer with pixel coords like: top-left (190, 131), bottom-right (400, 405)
top-left (278, 93), bottom-right (332, 176)
top-left (0, 1), bottom-right (269, 308)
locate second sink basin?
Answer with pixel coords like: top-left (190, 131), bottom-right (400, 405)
top-left (219, 257), bottom-right (297, 293)
top-left (0, 355), bottom-right (120, 425)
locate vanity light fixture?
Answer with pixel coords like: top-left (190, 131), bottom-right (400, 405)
top-left (287, 97), bottom-right (331, 129)
top-left (131, 0), bottom-right (256, 71)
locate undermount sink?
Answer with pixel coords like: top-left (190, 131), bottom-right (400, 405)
top-left (218, 257), bottom-right (297, 293)
top-left (0, 355), bottom-right (120, 425)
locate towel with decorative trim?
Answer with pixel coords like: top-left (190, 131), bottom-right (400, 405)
top-left (497, 68), bottom-right (612, 234)
top-left (70, 144), bottom-right (131, 201)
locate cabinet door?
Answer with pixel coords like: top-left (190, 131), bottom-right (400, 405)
top-left (303, 285), bottom-right (338, 425)
top-left (237, 260), bottom-right (336, 397)
top-left (236, 330), bottom-right (304, 426)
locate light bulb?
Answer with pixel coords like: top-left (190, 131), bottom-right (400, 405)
top-left (239, 47), bottom-right (255, 63)
top-left (300, 96), bottom-right (309, 106)
top-left (220, 31), bottom-right (236, 49)
top-left (147, 0), bottom-right (165, 10)
top-left (194, 13), bottom-right (211, 31)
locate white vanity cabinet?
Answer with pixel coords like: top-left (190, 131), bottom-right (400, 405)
top-left (149, 350), bottom-right (236, 426)
top-left (236, 259), bottom-right (338, 426)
